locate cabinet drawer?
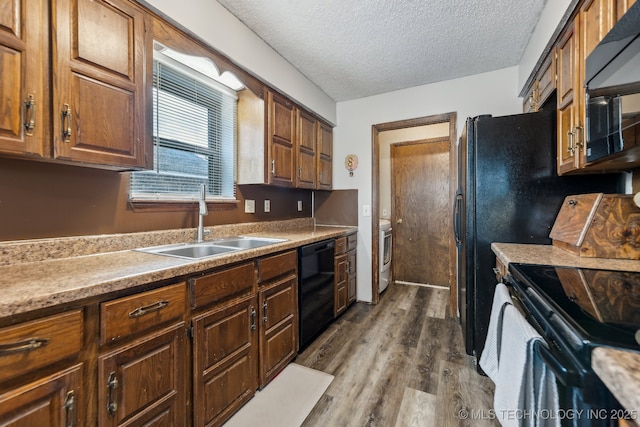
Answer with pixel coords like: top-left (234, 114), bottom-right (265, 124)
top-left (190, 262), bottom-right (256, 309)
top-left (335, 237), bottom-right (347, 255)
top-left (258, 250), bottom-right (297, 283)
top-left (0, 310), bottom-right (83, 383)
top-left (100, 282), bottom-right (186, 344)
top-left (347, 233), bottom-right (357, 251)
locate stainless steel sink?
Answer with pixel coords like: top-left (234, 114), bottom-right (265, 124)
top-left (136, 236), bottom-right (287, 260)
top-left (211, 236), bottom-right (287, 250)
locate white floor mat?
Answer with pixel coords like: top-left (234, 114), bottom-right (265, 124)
top-left (224, 363), bottom-right (334, 427)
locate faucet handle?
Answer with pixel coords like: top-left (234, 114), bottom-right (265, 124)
top-left (199, 184), bottom-right (208, 216)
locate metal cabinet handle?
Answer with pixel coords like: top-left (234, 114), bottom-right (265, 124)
top-left (574, 125), bottom-right (584, 148)
top-left (566, 129), bottom-right (575, 155)
top-left (271, 159), bottom-right (275, 176)
top-left (106, 372), bottom-right (118, 417)
top-left (250, 306), bottom-right (256, 330)
top-left (62, 104), bottom-right (72, 143)
top-left (64, 390), bottom-right (76, 427)
top-left (298, 166), bottom-right (302, 179)
top-left (0, 337), bottom-right (49, 356)
top-left (262, 301), bottom-right (268, 323)
top-left (128, 300), bottom-right (169, 318)
top-left (24, 95), bottom-right (36, 136)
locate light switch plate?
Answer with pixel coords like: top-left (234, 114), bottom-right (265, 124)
top-left (264, 199), bottom-right (271, 213)
top-left (363, 204), bottom-right (370, 217)
top-left (297, 200), bottom-right (303, 211)
top-left (245, 199), bottom-right (255, 213)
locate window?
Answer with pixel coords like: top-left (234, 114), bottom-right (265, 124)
top-left (130, 46), bottom-right (238, 202)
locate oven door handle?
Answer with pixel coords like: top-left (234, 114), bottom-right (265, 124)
top-left (533, 340), bottom-right (581, 387)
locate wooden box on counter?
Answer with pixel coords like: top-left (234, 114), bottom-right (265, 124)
top-left (549, 193), bottom-right (640, 259)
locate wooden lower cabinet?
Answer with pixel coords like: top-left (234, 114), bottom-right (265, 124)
top-left (334, 252), bottom-right (349, 316)
top-left (192, 294), bottom-right (258, 427)
top-left (258, 274), bottom-right (298, 387)
top-left (0, 364), bottom-right (82, 426)
top-left (98, 322), bottom-right (186, 427)
top-left (347, 247), bottom-right (357, 305)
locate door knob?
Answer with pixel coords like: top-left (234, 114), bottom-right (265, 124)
top-left (397, 219), bottom-right (403, 224)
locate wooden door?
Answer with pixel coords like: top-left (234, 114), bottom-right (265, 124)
top-left (52, 0), bottom-right (150, 168)
top-left (317, 122), bottom-right (333, 190)
top-left (0, 364), bottom-right (82, 426)
top-left (192, 294), bottom-right (258, 427)
top-left (392, 139), bottom-right (450, 287)
top-left (296, 109), bottom-right (317, 189)
top-left (258, 275), bottom-right (297, 387)
top-left (98, 323), bottom-right (186, 427)
top-left (266, 90), bottom-right (295, 187)
top-left (0, 0), bottom-right (49, 157)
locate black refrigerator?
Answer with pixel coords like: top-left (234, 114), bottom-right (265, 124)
top-left (453, 109), bottom-right (625, 362)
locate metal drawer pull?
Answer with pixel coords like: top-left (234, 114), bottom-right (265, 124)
top-left (24, 95), bottom-right (36, 136)
top-left (64, 390), bottom-right (76, 427)
top-left (0, 337), bottom-right (49, 355)
top-left (128, 300), bottom-right (169, 318)
top-left (271, 159), bottom-right (275, 175)
top-left (62, 104), bottom-right (72, 142)
top-left (106, 372), bottom-right (118, 417)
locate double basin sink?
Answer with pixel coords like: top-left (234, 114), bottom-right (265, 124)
top-left (137, 236), bottom-right (287, 260)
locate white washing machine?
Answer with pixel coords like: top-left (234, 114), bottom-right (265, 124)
top-left (379, 219), bottom-right (392, 293)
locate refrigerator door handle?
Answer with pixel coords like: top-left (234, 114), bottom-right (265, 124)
top-left (453, 191), bottom-right (463, 247)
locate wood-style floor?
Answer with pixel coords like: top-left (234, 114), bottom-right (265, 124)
top-left (296, 283), bottom-right (500, 427)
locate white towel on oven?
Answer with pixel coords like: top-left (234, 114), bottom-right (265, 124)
top-left (479, 282), bottom-right (512, 381)
top-left (493, 304), bottom-right (560, 427)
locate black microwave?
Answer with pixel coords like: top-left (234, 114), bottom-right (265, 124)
top-left (585, 2), bottom-right (640, 166)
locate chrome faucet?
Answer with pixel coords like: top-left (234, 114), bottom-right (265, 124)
top-left (197, 183), bottom-right (209, 243)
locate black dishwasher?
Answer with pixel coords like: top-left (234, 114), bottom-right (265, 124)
top-left (298, 239), bottom-right (335, 350)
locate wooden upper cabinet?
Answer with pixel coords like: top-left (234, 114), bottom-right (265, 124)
top-left (522, 51), bottom-right (556, 113)
top-left (557, 20), bottom-right (581, 174)
top-left (617, 0), bottom-right (637, 19)
top-left (52, 0), bottom-right (151, 169)
top-left (0, 0), bottom-right (49, 157)
top-left (266, 89), bottom-right (296, 187)
top-left (317, 121), bottom-right (333, 190)
top-left (296, 109), bottom-right (318, 189)
top-left (581, 0), bottom-right (615, 59)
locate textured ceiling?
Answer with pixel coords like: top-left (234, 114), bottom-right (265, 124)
top-left (216, 0), bottom-right (548, 102)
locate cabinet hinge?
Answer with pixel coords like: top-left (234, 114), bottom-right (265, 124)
top-left (187, 322), bottom-right (194, 339)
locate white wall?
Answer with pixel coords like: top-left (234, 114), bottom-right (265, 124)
top-left (143, 0), bottom-right (337, 125)
top-left (334, 66), bottom-right (522, 303)
top-left (518, 0), bottom-right (573, 92)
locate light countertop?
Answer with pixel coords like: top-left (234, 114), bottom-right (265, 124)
top-left (0, 219), bottom-right (356, 319)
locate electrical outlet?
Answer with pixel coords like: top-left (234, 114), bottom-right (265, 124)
top-left (245, 199), bottom-right (255, 213)
top-left (297, 200), bottom-right (303, 211)
top-left (264, 199), bottom-right (271, 213)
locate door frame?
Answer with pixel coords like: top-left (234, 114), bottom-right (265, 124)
top-left (371, 112), bottom-right (457, 310)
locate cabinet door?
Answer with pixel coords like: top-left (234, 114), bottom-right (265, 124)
top-left (317, 121), bottom-right (333, 190)
top-left (556, 21), bottom-right (581, 174)
top-left (0, 364), bottom-right (82, 427)
top-left (52, 0), bottom-right (151, 169)
top-left (0, 0), bottom-right (49, 157)
top-left (266, 90), bottom-right (295, 187)
top-left (347, 249), bottom-right (357, 305)
top-left (581, 0), bottom-right (615, 59)
top-left (334, 253), bottom-right (348, 316)
top-left (296, 109), bottom-right (317, 189)
top-left (617, 0), bottom-right (637, 20)
top-left (258, 275), bottom-right (298, 387)
top-left (98, 322), bottom-right (186, 427)
top-left (192, 295), bottom-right (258, 427)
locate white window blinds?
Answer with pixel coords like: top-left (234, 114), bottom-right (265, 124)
top-left (130, 53), bottom-right (237, 201)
